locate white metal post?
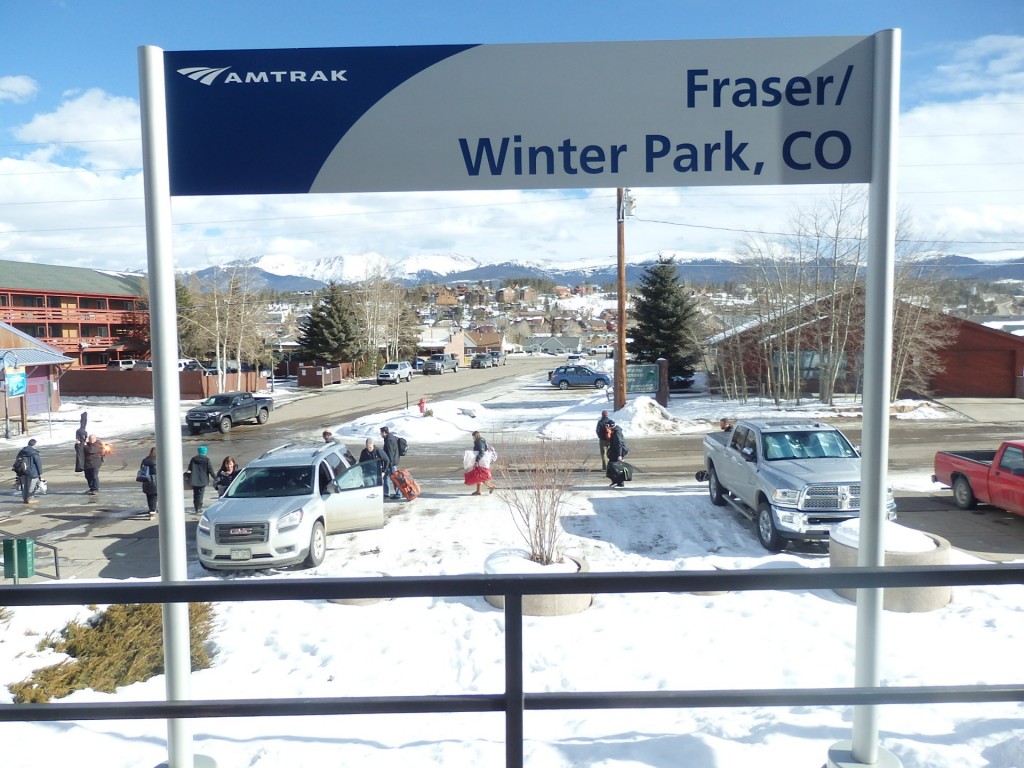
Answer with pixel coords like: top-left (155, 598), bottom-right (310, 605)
top-left (829, 28), bottom-right (902, 768)
top-left (138, 45), bottom-right (216, 768)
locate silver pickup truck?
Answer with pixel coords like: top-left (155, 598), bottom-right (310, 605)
top-left (697, 418), bottom-right (895, 551)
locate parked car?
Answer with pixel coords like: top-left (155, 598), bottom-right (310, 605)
top-left (470, 353), bottom-right (494, 369)
top-left (377, 361), bottom-right (413, 384)
top-left (185, 391), bottom-right (274, 435)
top-left (933, 441), bottom-right (1024, 514)
top-left (488, 350), bottom-right (507, 366)
top-left (566, 353), bottom-right (586, 365)
top-left (590, 344), bottom-right (614, 356)
top-left (699, 418), bottom-right (895, 551)
top-left (423, 353), bottom-right (459, 375)
top-left (412, 357), bottom-right (426, 370)
top-left (132, 360), bottom-right (153, 372)
top-left (106, 359), bottom-right (139, 372)
top-left (196, 440), bottom-right (384, 571)
top-left (548, 365), bottom-right (611, 390)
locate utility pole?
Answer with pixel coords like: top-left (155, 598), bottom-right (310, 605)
top-left (614, 188), bottom-right (633, 411)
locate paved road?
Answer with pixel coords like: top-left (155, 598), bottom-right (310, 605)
top-left (3, 363), bottom-right (1024, 582)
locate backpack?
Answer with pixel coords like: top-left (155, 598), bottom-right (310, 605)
top-left (12, 454), bottom-right (29, 476)
top-left (397, 436), bottom-right (408, 457)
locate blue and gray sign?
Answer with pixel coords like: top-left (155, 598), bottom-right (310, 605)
top-left (163, 36), bottom-right (874, 196)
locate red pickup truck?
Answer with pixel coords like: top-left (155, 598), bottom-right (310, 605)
top-left (933, 441), bottom-right (1024, 515)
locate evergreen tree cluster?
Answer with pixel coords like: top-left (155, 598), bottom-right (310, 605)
top-left (298, 283), bottom-right (363, 364)
top-left (628, 257), bottom-right (704, 383)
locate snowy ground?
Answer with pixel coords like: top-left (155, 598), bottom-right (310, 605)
top-left (4, 364), bottom-right (1022, 767)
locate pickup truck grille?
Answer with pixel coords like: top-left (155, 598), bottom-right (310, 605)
top-left (215, 523), bottom-right (270, 545)
top-left (802, 484), bottom-right (860, 511)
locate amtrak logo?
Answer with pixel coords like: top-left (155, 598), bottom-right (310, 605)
top-left (177, 66), bottom-right (232, 85)
top-left (177, 66), bottom-right (347, 86)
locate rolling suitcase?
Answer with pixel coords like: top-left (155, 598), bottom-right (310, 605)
top-left (607, 461), bottom-right (635, 485)
top-left (390, 468), bottom-right (421, 501)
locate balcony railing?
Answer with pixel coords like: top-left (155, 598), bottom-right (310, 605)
top-left (1, 564), bottom-right (1022, 767)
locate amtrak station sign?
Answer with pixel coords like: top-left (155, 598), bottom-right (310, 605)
top-left (161, 36), bottom-right (876, 196)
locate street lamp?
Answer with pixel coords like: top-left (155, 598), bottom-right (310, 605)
top-left (614, 188), bottom-right (635, 411)
top-left (1, 349), bottom-right (19, 440)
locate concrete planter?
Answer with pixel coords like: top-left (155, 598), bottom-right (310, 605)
top-left (830, 520), bottom-right (952, 613)
top-left (483, 548), bottom-right (593, 616)
top-left (327, 571), bottom-right (393, 606)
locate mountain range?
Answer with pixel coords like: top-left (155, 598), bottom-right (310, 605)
top-left (185, 251), bottom-right (1024, 293)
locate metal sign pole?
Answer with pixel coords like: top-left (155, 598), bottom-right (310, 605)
top-left (829, 28), bottom-right (903, 768)
top-left (138, 45), bottom-right (216, 768)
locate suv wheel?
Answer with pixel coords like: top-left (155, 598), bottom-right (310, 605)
top-left (304, 520), bottom-right (327, 567)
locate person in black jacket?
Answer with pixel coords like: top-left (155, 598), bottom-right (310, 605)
top-left (605, 422), bottom-right (629, 488)
top-left (139, 447), bottom-right (158, 517)
top-left (596, 409), bottom-right (613, 470)
top-left (15, 438), bottom-right (43, 504)
top-left (214, 456), bottom-right (240, 497)
top-left (379, 426), bottom-right (401, 500)
top-left (83, 434), bottom-right (105, 495)
top-left (187, 445), bottom-right (214, 514)
top-left (358, 438), bottom-right (390, 491)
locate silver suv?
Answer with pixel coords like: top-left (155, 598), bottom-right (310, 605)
top-left (196, 441), bottom-right (384, 571)
top-left (376, 360), bottom-right (413, 384)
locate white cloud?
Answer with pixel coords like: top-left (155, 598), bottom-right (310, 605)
top-left (0, 75), bottom-right (38, 103)
top-left (930, 35), bottom-right (1024, 95)
top-left (13, 88), bottom-right (140, 170)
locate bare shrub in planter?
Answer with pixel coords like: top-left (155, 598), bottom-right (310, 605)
top-left (492, 438), bottom-right (582, 566)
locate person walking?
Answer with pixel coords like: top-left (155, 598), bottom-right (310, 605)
top-left (214, 456), bottom-right (240, 497)
top-left (74, 415), bottom-right (88, 474)
top-left (14, 438), bottom-right (43, 504)
top-left (606, 421), bottom-right (629, 489)
top-left (379, 426), bottom-right (401, 500)
top-left (83, 434), bottom-right (105, 495)
top-left (596, 409), bottom-right (613, 470)
top-left (139, 447), bottom-right (158, 517)
top-left (466, 430), bottom-right (496, 495)
top-left (187, 445), bottom-right (215, 515)
top-left (358, 437), bottom-right (390, 491)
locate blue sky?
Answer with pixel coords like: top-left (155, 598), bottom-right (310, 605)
top-left (1, 0), bottom-right (1023, 274)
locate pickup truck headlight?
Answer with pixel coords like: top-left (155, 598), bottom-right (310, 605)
top-left (277, 507), bottom-right (304, 532)
top-left (771, 488), bottom-right (801, 507)
top-left (197, 513), bottom-right (210, 535)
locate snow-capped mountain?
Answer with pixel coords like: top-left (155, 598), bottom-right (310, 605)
top-left (189, 250), bottom-right (1024, 293)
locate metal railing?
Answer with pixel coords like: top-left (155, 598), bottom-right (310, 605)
top-left (2, 564), bottom-right (1023, 767)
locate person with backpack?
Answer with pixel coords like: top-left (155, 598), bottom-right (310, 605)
top-left (187, 445), bottom-right (215, 515)
top-left (358, 437), bottom-right (390, 492)
top-left (13, 438), bottom-right (42, 504)
top-left (596, 409), bottom-right (614, 470)
top-left (379, 426), bottom-right (402, 500)
top-left (138, 447), bottom-right (158, 517)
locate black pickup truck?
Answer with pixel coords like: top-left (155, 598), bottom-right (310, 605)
top-left (185, 391), bottom-right (274, 435)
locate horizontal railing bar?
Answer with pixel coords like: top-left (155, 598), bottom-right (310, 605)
top-left (2, 685), bottom-right (1022, 723)
top-left (2, 564), bottom-right (1023, 607)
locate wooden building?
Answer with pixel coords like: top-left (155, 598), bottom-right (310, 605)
top-left (0, 260), bottom-right (147, 368)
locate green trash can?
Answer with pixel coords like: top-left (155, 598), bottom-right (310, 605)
top-left (3, 538), bottom-right (35, 579)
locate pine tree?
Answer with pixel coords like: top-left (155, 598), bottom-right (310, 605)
top-left (628, 257), bottom-right (704, 383)
top-left (298, 283), bottom-right (362, 364)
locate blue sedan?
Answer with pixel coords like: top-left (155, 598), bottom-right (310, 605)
top-left (548, 365), bottom-right (610, 390)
